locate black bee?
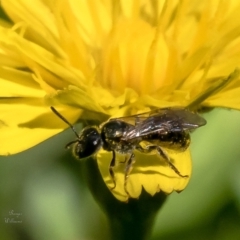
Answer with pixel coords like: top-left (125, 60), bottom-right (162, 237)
top-left (51, 106), bottom-right (206, 195)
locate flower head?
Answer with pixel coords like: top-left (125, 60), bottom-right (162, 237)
top-left (1, 0), bottom-right (240, 200)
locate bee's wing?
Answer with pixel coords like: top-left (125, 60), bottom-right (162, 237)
top-left (117, 107), bottom-right (206, 140)
top-left (111, 107), bottom-right (206, 127)
top-left (109, 110), bottom-right (156, 126)
top-left (110, 108), bottom-right (181, 127)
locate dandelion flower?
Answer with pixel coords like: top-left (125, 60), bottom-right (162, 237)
top-left (1, 0), bottom-right (240, 201)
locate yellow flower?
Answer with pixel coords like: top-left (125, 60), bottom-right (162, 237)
top-left (1, 0), bottom-right (240, 201)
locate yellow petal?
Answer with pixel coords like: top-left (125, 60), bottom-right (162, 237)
top-left (0, 100), bottom-right (81, 154)
top-left (45, 85), bottom-right (107, 114)
top-left (0, 67), bottom-right (44, 97)
top-left (97, 148), bottom-right (191, 202)
top-left (0, 26), bottom-right (85, 88)
top-left (1, 0), bottom-right (65, 56)
top-left (205, 87), bottom-right (240, 110)
top-left (0, 127), bottom-right (61, 155)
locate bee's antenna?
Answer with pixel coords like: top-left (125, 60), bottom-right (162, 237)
top-left (65, 140), bottom-right (79, 149)
top-left (50, 106), bottom-right (79, 139)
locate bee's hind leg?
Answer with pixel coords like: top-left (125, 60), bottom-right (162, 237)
top-left (124, 152), bottom-right (135, 196)
top-left (137, 145), bottom-right (188, 178)
top-left (109, 150), bottom-right (117, 190)
top-left (155, 146), bottom-right (189, 178)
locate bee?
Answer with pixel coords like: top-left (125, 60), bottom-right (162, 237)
top-left (51, 106), bottom-right (206, 195)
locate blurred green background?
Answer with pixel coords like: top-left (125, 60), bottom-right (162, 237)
top-left (0, 108), bottom-right (240, 240)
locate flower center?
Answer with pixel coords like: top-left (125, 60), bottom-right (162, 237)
top-left (100, 19), bottom-right (169, 95)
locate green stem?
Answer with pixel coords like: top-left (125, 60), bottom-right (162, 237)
top-left (108, 191), bottom-right (167, 240)
top-left (81, 157), bottom-right (167, 240)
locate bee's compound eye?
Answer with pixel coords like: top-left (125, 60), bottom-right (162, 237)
top-left (74, 127), bottom-right (102, 159)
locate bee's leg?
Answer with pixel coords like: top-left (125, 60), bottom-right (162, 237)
top-left (124, 152), bottom-right (135, 196)
top-left (137, 145), bottom-right (188, 178)
top-left (155, 146), bottom-right (188, 178)
top-left (109, 150), bottom-right (117, 190)
top-left (119, 154), bottom-right (128, 163)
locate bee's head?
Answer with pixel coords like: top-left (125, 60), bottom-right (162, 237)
top-left (70, 126), bottom-right (102, 159)
top-left (50, 107), bottom-right (102, 159)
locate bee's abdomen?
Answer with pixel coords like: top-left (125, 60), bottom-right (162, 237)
top-left (143, 131), bottom-right (190, 151)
